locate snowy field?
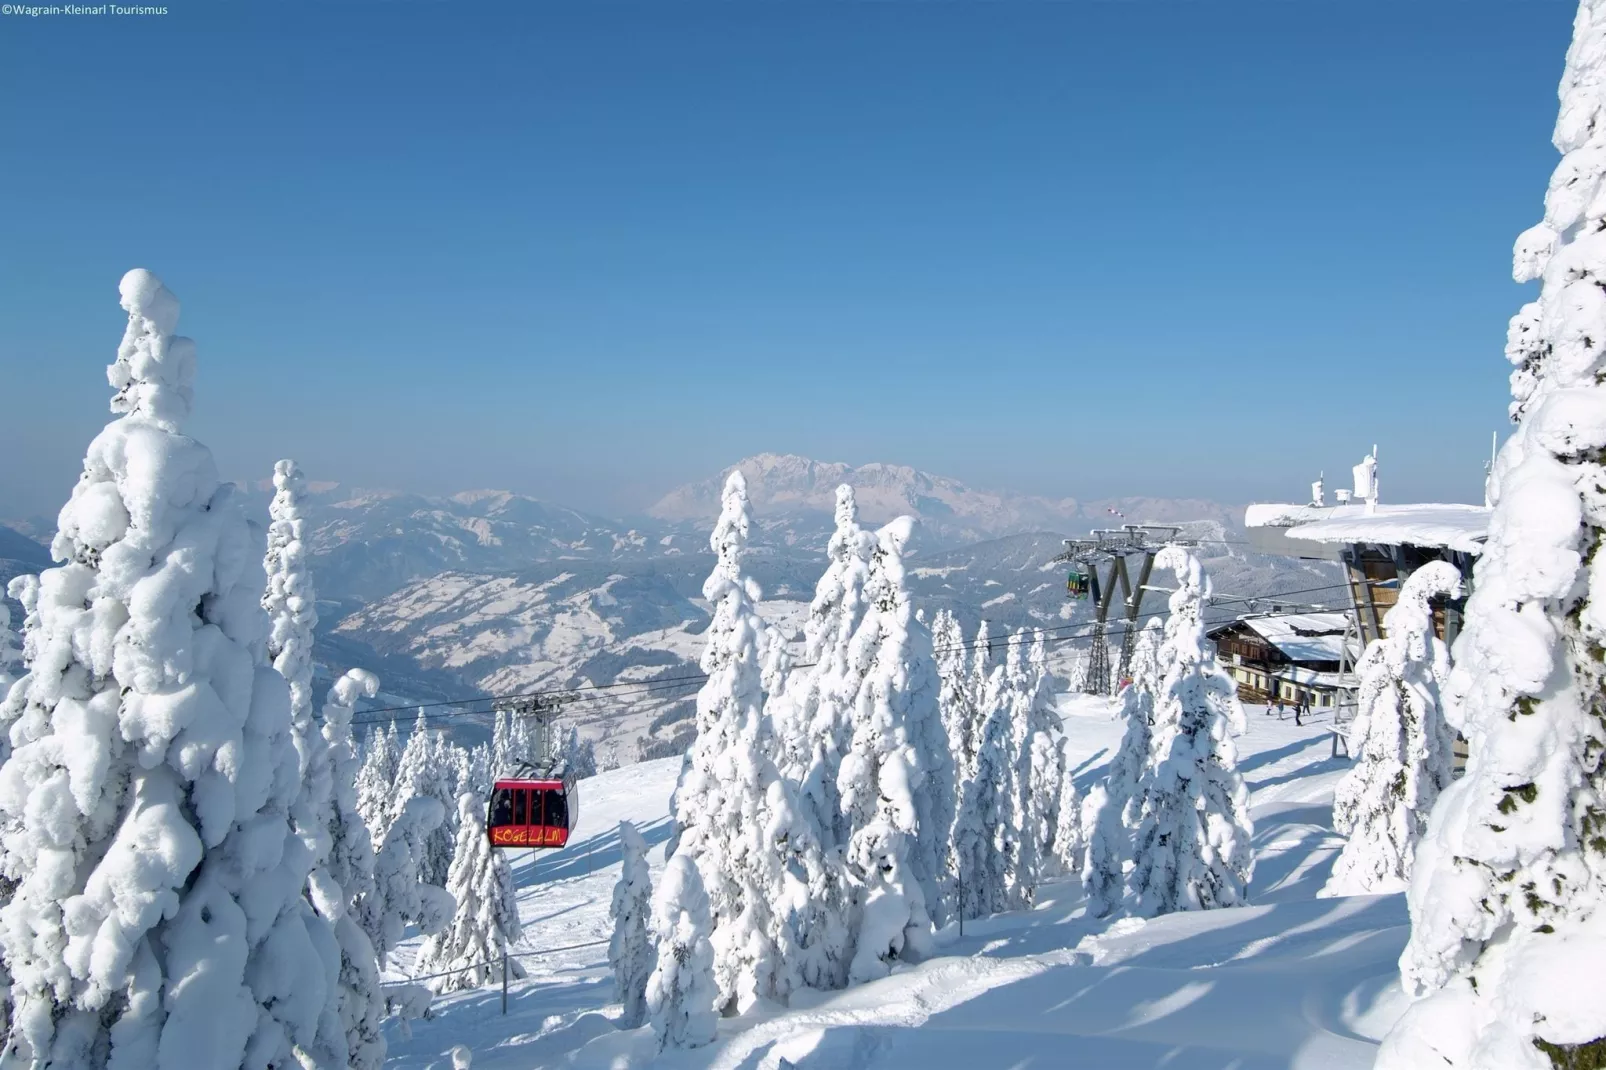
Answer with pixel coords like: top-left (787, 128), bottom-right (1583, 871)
top-left (383, 695), bottom-right (1410, 1069)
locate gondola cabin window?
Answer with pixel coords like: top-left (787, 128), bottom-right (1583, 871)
top-left (487, 777), bottom-right (577, 849)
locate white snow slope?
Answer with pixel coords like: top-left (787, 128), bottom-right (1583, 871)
top-left (382, 696), bottom-right (1407, 1069)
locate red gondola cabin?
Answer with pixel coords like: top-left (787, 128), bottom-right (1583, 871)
top-left (487, 777), bottom-right (577, 849)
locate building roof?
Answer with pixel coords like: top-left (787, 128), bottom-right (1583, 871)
top-left (1211, 611), bottom-right (1350, 664)
top-left (1244, 502), bottom-right (1490, 554)
top-left (1270, 665), bottom-right (1358, 690)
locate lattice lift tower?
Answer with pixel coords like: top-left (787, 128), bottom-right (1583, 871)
top-left (1053, 525), bottom-right (1199, 695)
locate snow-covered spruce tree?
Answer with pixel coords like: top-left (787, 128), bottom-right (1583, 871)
top-left (561, 724), bottom-right (597, 779)
top-left (761, 485), bottom-right (874, 993)
top-left (838, 516), bottom-right (956, 978)
top-left (1321, 562), bottom-right (1461, 899)
top-left (647, 853), bottom-right (718, 1049)
top-left (446, 741), bottom-right (472, 810)
top-left (0, 269), bottom-right (345, 1069)
top-left (1125, 547), bottom-right (1254, 917)
top-left (0, 585), bottom-right (29, 763)
top-left (369, 795), bottom-right (455, 965)
top-left (609, 820), bottom-right (655, 1028)
top-left (665, 471), bottom-right (802, 1012)
top-left (1026, 631), bottom-right (1070, 876)
top-left (313, 669), bottom-right (389, 1070)
top-left (648, 867), bottom-right (716, 1042)
top-left (0, 601), bottom-right (20, 696)
top-left (1066, 648), bottom-right (1088, 694)
top-left (782, 484), bottom-right (876, 851)
top-left (950, 685), bottom-right (1015, 919)
top-left (960, 620), bottom-right (1000, 808)
top-left (490, 707), bottom-right (510, 775)
top-left (1049, 741), bottom-right (1085, 878)
top-left (262, 458), bottom-right (318, 776)
top-left (356, 719), bottom-right (401, 846)
top-left (1126, 618), bottom-right (1165, 703)
top-left (1377, 10), bottom-right (1606, 1063)
top-left (264, 459), bottom-right (360, 1060)
top-left (968, 620), bottom-right (995, 732)
top-left (933, 609), bottom-right (975, 784)
top-left (392, 709), bottom-right (459, 886)
top-left (413, 793), bottom-right (524, 994)
top-left (0, 577), bottom-right (35, 1062)
top-left (1079, 664), bottom-right (1157, 916)
top-left (465, 742), bottom-right (491, 797)
top-left (1003, 634), bottom-right (1042, 909)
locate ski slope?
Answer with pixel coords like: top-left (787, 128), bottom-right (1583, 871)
top-left (383, 697), bottom-right (1412, 1069)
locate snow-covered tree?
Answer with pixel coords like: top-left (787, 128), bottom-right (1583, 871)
top-left (609, 820), bottom-right (655, 1028)
top-left (0, 600), bottom-right (20, 696)
top-left (1080, 667), bottom-right (1156, 916)
top-left (465, 742), bottom-right (492, 798)
top-left (1126, 618), bottom-right (1165, 702)
top-left (1025, 630), bottom-right (1069, 877)
top-left (490, 706), bottom-right (512, 775)
top-left (262, 458), bottom-right (356, 1059)
top-left (950, 683), bottom-right (1015, 919)
top-left (969, 620), bottom-right (995, 727)
top-left (1002, 635), bottom-right (1043, 909)
top-left (561, 724), bottom-right (597, 779)
top-left (646, 853), bottom-right (718, 1050)
top-left (665, 471), bottom-right (803, 1012)
top-left (262, 458), bottom-right (318, 769)
top-left (0, 585), bottom-right (29, 765)
top-left (758, 486), bottom-right (875, 994)
top-left (392, 709), bottom-right (459, 886)
top-left (1049, 742), bottom-right (1084, 878)
top-left (838, 516), bottom-right (955, 978)
top-left (1377, 10), bottom-right (1606, 1064)
top-left (263, 460), bottom-right (358, 1064)
top-left (1322, 562), bottom-right (1461, 898)
top-left (1125, 547), bottom-right (1254, 917)
top-left (781, 484), bottom-right (876, 852)
top-left (0, 269), bottom-right (344, 1069)
top-left (311, 669), bottom-right (388, 1070)
top-left (357, 719), bottom-right (401, 846)
top-left (1066, 648), bottom-right (1088, 694)
top-left (369, 796), bottom-right (455, 965)
top-left (933, 609), bottom-right (975, 783)
top-left (413, 792), bottom-right (524, 994)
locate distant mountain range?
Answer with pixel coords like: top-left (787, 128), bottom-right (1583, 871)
top-left (649, 452), bottom-right (1241, 547)
top-left (2, 454), bottom-right (1335, 758)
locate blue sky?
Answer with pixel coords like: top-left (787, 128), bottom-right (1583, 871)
top-left (0, 0), bottom-right (1579, 519)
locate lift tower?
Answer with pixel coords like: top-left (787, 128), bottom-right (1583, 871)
top-left (493, 692), bottom-right (572, 775)
top-left (1053, 525), bottom-right (1198, 695)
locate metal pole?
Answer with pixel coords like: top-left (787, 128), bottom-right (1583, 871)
top-left (501, 947), bottom-right (508, 1015)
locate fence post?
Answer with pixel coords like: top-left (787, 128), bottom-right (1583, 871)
top-left (501, 947), bottom-right (508, 1016)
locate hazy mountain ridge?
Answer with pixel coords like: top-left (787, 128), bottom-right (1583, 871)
top-left (648, 452), bottom-right (1244, 545)
top-left (2, 454), bottom-right (1329, 757)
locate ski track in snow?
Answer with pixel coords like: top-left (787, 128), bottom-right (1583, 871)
top-left (383, 696), bottom-right (1410, 1069)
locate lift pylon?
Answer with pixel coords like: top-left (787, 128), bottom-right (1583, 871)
top-left (494, 692), bottom-right (573, 776)
top-left (1052, 525), bottom-right (1198, 696)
